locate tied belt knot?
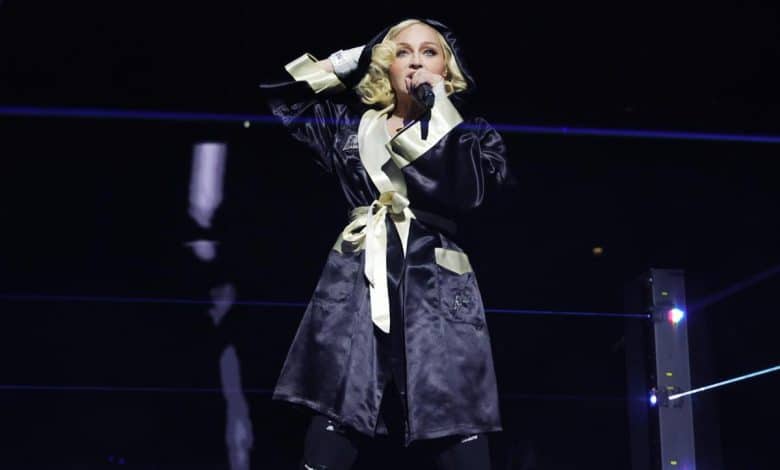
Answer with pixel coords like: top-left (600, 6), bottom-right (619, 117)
top-left (341, 191), bottom-right (413, 333)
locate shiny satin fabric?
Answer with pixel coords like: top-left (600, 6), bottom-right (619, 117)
top-left (261, 75), bottom-right (510, 445)
top-left (284, 53), bottom-right (345, 94)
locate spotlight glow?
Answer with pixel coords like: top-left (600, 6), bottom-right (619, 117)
top-left (649, 390), bottom-right (658, 406)
top-left (668, 308), bottom-right (685, 324)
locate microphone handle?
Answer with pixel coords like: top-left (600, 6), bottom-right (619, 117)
top-left (414, 83), bottom-right (435, 109)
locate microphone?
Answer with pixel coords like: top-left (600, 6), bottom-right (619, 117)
top-left (412, 83), bottom-right (434, 141)
top-left (413, 83), bottom-right (435, 110)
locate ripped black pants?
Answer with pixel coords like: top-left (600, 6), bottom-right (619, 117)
top-left (300, 407), bottom-right (491, 470)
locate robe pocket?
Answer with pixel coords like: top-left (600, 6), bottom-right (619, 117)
top-left (434, 247), bottom-right (485, 330)
top-left (311, 249), bottom-right (362, 303)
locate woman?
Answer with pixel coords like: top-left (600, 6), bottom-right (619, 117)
top-left (260, 18), bottom-right (513, 470)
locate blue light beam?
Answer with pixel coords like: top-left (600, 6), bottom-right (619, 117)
top-left (3, 106), bottom-right (780, 144)
top-left (669, 364), bottom-right (780, 400)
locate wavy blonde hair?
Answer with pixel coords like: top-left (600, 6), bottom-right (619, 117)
top-left (356, 19), bottom-right (469, 108)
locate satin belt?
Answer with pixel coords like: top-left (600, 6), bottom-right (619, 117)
top-left (341, 191), bottom-right (415, 333)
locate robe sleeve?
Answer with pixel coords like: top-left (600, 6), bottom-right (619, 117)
top-left (259, 53), bottom-right (351, 173)
top-left (387, 91), bottom-right (514, 214)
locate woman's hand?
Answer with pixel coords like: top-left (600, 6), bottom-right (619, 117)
top-left (328, 45), bottom-right (365, 78)
top-left (406, 69), bottom-right (444, 94)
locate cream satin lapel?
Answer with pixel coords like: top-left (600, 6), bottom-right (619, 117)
top-left (357, 106), bottom-right (396, 194)
top-left (357, 107), bottom-right (414, 256)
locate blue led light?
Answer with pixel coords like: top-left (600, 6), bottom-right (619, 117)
top-left (668, 308), bottom-right (685, 324)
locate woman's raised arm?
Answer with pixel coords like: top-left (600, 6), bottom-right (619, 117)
top-left (258, 47), bottom-right (362, 173)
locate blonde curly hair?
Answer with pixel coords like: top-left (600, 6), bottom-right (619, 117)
top-left (356, 19), bottom-right (469, 109)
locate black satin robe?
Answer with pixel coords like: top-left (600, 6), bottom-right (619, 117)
top-left (262, 79), bottom-right (511, 445)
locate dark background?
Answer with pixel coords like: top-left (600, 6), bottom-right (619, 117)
top-left (1, 0), bottom-right (778, 468)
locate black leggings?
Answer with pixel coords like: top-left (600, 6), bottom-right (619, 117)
top-left (300, 397), bottom-right (491, 470)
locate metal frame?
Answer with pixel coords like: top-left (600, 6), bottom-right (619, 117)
top-left (626, 268), bottom-right (696, 469)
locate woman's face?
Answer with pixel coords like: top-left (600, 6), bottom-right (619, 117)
top-left (388, 23), bottom-right (447, 98)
